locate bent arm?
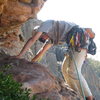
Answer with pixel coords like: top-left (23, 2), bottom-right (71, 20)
top-left (32, 42), bottom-right (53, 62)
top-left (16, 32), bottom-right (43, 58)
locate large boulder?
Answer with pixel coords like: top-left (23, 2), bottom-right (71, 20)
top-left (0, 55), bottom-right (82, 100)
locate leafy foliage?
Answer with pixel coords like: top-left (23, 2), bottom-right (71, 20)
top-left (0, 72), bottom-right (32, 100)
top-left (0, 65), bottom-right (50, 100)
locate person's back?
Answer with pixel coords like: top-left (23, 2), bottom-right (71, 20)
top-left (37, 20), bottom-right (77, 44)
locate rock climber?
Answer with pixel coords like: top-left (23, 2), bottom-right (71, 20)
top-left (15, 20), bottom-right (96, 100)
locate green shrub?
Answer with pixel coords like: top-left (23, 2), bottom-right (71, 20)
top-left (0, 65), bottom-right (50, 100)
top-left (0, 72), bottom-right (31, 100)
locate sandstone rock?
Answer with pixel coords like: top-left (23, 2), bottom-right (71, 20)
top-left (0, 0), bottom-right (45, 29)
top-left (0, 55), bottom-right (82, 100)
top-left (0, 0), bottom-right (45, 48)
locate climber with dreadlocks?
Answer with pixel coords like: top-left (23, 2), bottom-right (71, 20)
top-left (15, 20), bottom-right (96, 100)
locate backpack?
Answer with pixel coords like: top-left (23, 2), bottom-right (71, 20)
top-left (88, 38), bottom-right (96, 55)
top-left (85, 28), bottom-right (96, 55)
top-left (66, 27), bottom-right (97, 55)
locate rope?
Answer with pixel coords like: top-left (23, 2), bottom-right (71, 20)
top-left (69, 48), bottom-right (86, 100)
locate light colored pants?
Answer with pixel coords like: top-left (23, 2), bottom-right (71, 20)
top-left (62, 49), bottom-right (92, 97)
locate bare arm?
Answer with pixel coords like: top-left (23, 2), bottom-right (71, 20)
top-left (16, 32), bottom-right (43, 58)
top-left (31, 41), bottom-right (53, 62)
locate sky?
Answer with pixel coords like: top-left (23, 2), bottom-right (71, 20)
top-left (37, 0), bottom-right (100, 61)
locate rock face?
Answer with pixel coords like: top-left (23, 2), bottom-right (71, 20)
top-left (0, 0), bottom-right (45, 28)
top-left (0, 0), bottom-right (45, 60)
top-left (0, 1), bottom-right (99, 99)
top-left (0, 0), bottom-right (45, 48)
top-left (0, 55), bottom-right (82, 100)
top-left (82, 61), bottom-right (100, 100)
